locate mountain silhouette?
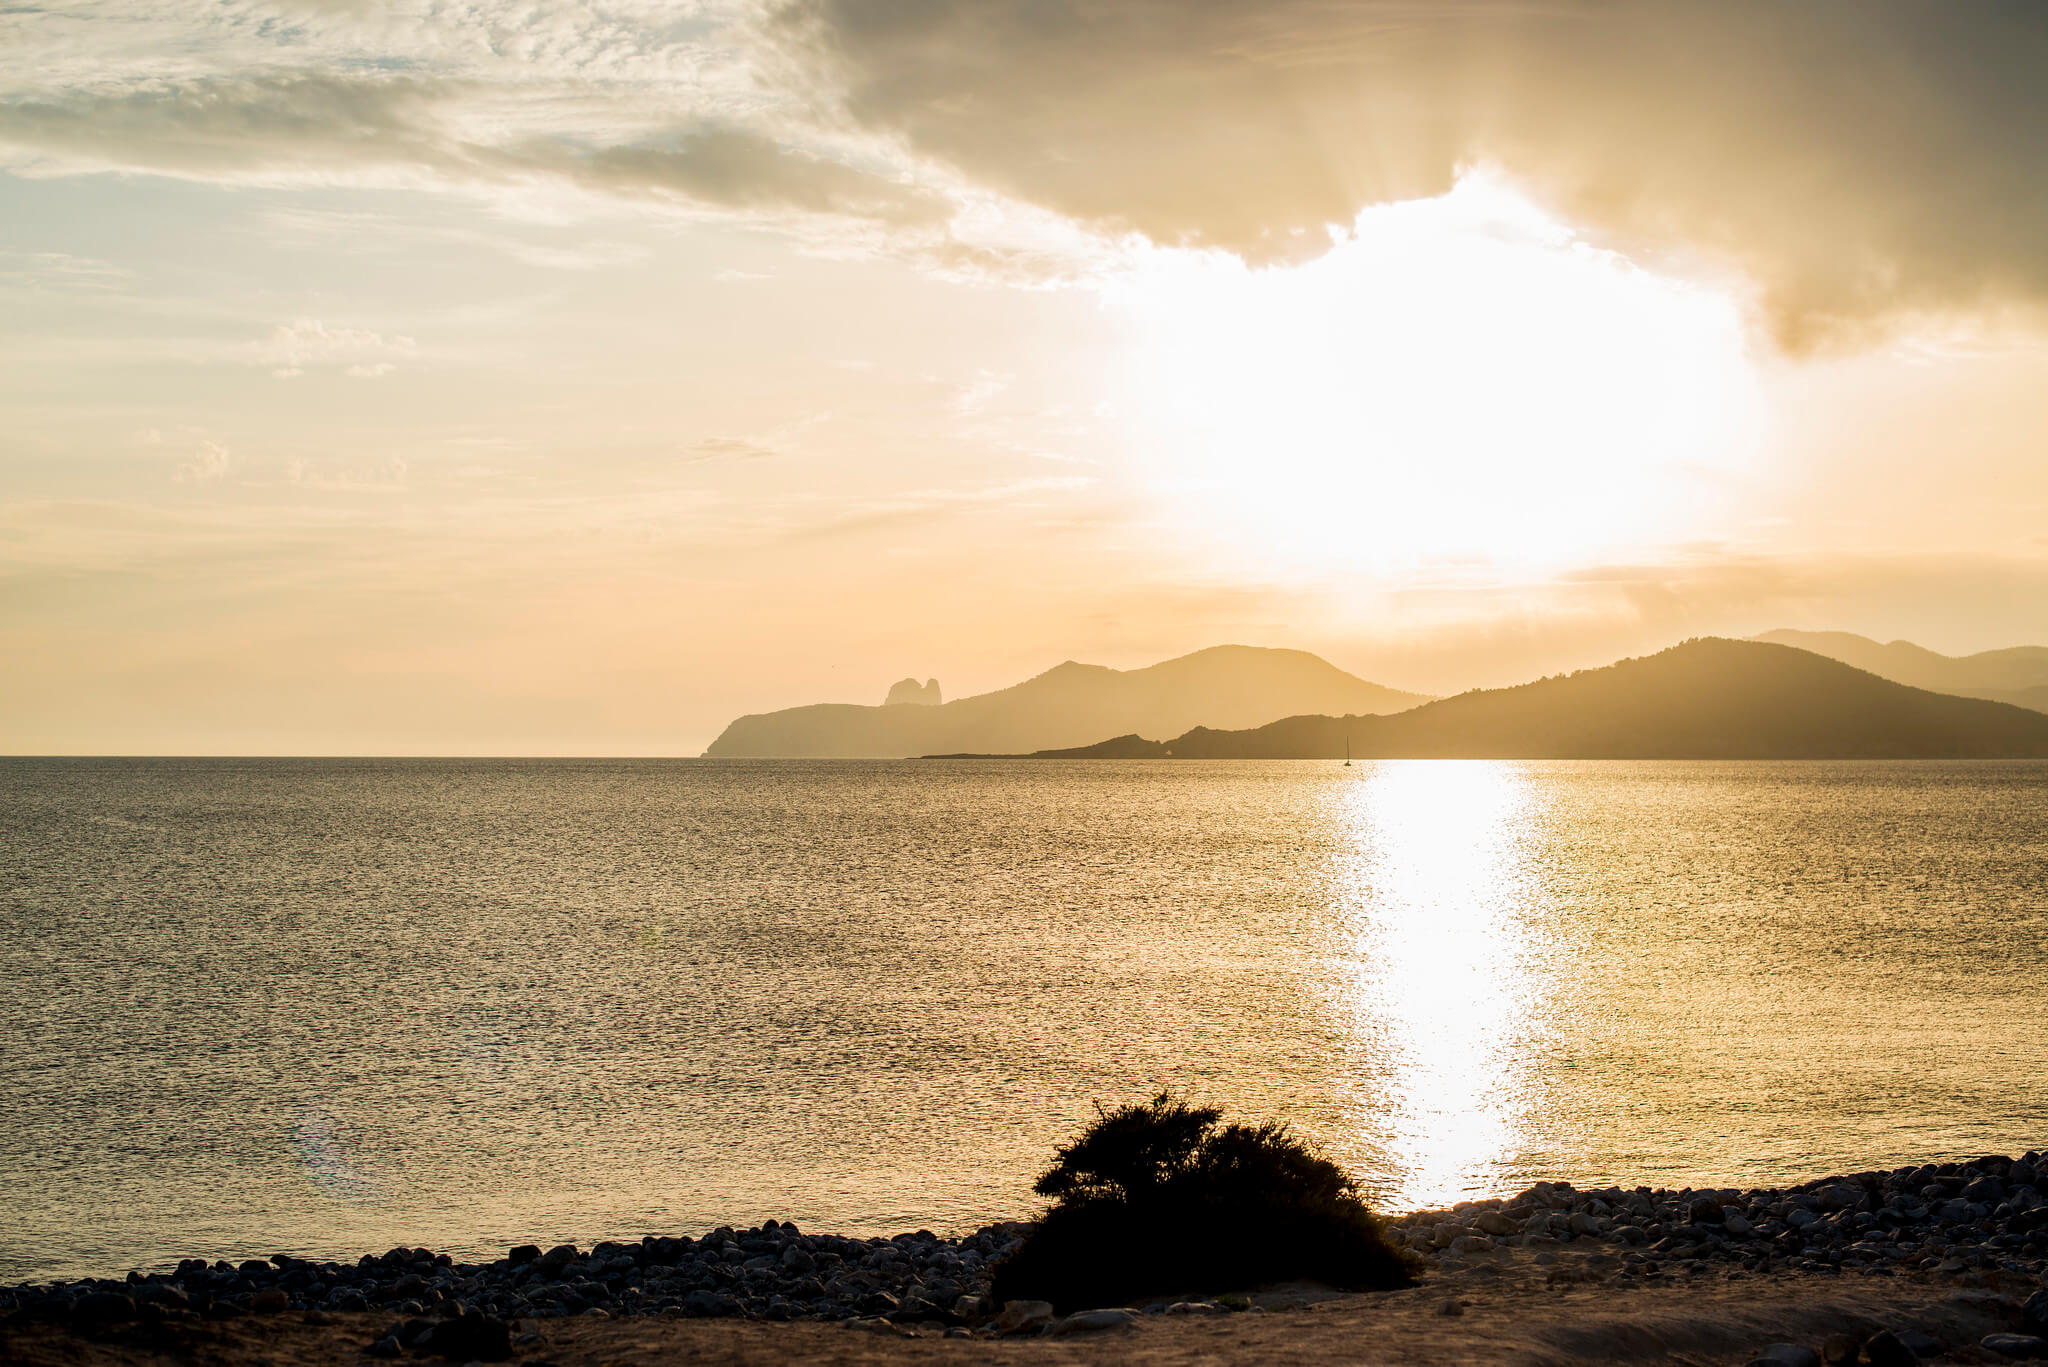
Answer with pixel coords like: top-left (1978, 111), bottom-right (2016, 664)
top-left (1009, 639), bottom-right (2048, 759)
top-left (703, 645), bottom-right (1430, 757)
top-left (1754, 629), bottom-right (2048, 714)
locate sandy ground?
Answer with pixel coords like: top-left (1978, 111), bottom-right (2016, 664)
top-left (7, 1248), bottom-right (2042, 1367)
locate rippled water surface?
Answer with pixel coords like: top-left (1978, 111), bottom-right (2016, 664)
top-left (4, 758), bottom-right (2046, 1281)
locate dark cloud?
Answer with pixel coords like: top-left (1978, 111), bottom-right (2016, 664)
top-left (775, 0), bottom-right (2048, 345)
top-left (0, 73), bottom-right (943, 228)
top-left (0, 74), bottom-right (461, 176)
top-left (502, 126), bottom-right (947, 225)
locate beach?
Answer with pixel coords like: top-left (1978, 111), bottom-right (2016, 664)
top-left (9, 1154), bottom-right (2048, 1365)
top-left (6, 1269), bottom-right (2041, 1367)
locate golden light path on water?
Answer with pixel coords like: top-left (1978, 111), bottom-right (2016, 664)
top-left (1327, 761), bottom-right (1549, 1210)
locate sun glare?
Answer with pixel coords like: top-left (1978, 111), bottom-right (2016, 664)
top-left (1107, 171), bottom-right (1765, 577)
top-left (1329, 760), bottom-right (1547, 1209)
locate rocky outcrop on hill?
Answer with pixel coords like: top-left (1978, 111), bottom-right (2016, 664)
top-left (884, 678), bottom-right (942, 706)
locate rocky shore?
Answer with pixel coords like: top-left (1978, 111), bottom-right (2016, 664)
top-left (1386, 1149), bottom-right (2048, 1287)
top-left (7, 1151), bottom-right (2048, 1362)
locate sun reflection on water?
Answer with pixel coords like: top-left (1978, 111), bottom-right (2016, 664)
top-left (1327, 761), bottom-right (1549, 1210)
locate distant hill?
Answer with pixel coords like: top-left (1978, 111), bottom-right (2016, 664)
top-left (703, 646), bottom-right (1431, 758)
top-left (1754, 630), bottom-right (2048, 714)
top-left (1019, 639), bottom-right (2048, 759)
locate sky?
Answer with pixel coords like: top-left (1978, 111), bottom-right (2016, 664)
top-left (3, 0), bottom-right (2047, 754)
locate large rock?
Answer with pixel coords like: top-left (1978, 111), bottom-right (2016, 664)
top-left (1815, 1185), bottom-right (1865, 1212)
top-left (682, 1289), bottom-right (741, 1318)
top-left (69, 1292), bottom-right (136, 1326)
top-left (1050, 1309), bottom-right (1136, 1335)
top-left (889, 1292), bottom-right (956, 1324)
top-left (884, 678), bottom-right (941, 706)
top-left (994, 1299), bottom-right (1055, 1336)
top-left (1474, 1210), bottom-right (1518, 1236)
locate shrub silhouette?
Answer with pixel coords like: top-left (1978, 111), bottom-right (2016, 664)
top-left (990, 1093), bottom-right (1419, 1311)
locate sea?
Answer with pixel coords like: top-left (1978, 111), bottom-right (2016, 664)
top-left (3, 758), bottom-right (2045, 1283)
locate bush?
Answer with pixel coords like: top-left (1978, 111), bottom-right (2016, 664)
top-left (989, 1093), bottom-right (1419, 1311)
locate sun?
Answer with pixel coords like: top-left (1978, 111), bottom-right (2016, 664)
top-left (1105, 170), bottom-right (1766, 578)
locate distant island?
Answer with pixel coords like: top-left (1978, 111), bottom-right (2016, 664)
top-left (702, 645), bottom-right (1431, 757)
top-left (1754, 629), bottom-right (2048, 715)
top-left (939, 639), bottom-right (2048, 760)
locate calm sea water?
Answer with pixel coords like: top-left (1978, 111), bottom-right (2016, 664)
top-left (3, 758), bottom-right (2046, 1283)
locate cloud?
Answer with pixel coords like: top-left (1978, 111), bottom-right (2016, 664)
top-left (774, 0), bottom-right (2048, 346)
top-left (9, 3), bottom-right (2046, 344)
top-left (784, 474), bottom-right (1094, 542)
top-left (951, 369), bottom-right (1010, 414)
top-left (255, 208), bottom-right (654, 272)
top-left (0, 70), bottom-right (946, 232)
top-left (258, 319), bottom-right (417, 378)
top-left (688, 437), bottom-right (779, 461)
top-left (0, 74), bottom-right (462, 179)
top-left (174, 439), bottom-right (231, 483)
top-left (286, 453), bottom-right (408, 491)
top-left (496, 124), bottom-right (947, 225)
top-left (0, 250), bottom-right (133, 292)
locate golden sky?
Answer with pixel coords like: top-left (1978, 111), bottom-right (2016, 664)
top-left (3, 1), bottom-right (2046, 753)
